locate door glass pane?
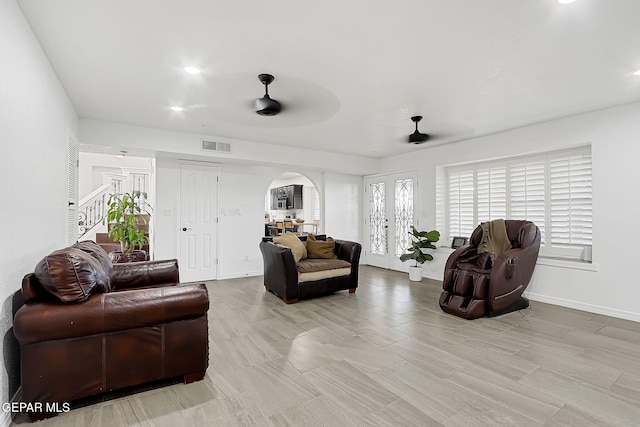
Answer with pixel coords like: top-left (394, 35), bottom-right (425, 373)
top-left (369, 182), bottom-right (386, 255)
top-left (395, 178), bottom-right (414, 256)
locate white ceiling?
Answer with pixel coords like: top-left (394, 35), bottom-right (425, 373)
top-left (17, 0), bottom-right (640, 158)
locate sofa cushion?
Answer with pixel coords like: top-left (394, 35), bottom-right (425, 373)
top-left (274, 232), bottom-right (307, 262)
top-left (296, 258), bottom-right (351, 282)
top-left (296, 258), bottom-right (351, 273)
top-left (306, 237), bottom-right (337, 259)
top-left (34, 247), bottom-right (110, 303)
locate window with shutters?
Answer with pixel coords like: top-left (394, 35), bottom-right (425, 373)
top-left (445, 146), bottom-right (592, 261)
top-left (313, 188), bottom-right (321, 221)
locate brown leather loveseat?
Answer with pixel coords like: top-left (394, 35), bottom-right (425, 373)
top-left (13, 241), bottom-right (209, 421)
top-left (259, 234), bottom-right (361, 304)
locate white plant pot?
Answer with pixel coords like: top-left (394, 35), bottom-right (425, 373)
top-left (408, 266), bottom-right (423, 282)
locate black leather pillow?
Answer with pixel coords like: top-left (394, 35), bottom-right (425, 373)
top-left (34, 247), bottom-right (110, 303)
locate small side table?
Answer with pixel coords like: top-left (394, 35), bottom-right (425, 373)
top-left (109, 250), bottom-right (147, 263)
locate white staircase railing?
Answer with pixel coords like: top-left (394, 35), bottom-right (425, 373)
top-left (78, 184), bottom-right (111, 239)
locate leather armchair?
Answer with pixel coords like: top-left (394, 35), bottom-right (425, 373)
top-left (13, 241), bottom-right (209, 421)
top-left (439, 220), bottom-right (541, 319)
top-left (259, 238), bottom-right (361, 303)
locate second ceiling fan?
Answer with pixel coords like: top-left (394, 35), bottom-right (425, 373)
top-left (409, 115), bottom-right (430, 144)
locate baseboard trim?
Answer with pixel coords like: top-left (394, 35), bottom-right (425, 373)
top-left (525, 292), bottom-right (640, 323)
top-left (218, 270), bottom-right (262, 280)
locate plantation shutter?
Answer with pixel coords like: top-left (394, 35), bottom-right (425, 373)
top-left (477, 165), bottom-right (507, 224)
top-left (448, 169), bottom-right (474, 238)
top-left (313, 189), bottom-right (321, 221)
top-left (509, 159), bottom-right (546, 243)
top-left (549, 149), bottom-right (592, 245)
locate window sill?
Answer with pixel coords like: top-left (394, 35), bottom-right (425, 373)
top-left (435, 246), bottom-right (455, 253)
top-left (432, 248), bottom-right (598, 271)
top-left (537, 256), bottom-right (598, 272)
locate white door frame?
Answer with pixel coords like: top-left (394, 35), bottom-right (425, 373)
top-left (178, 162), bottom-right (219, 282)
top-left (364, 171), bottom-right (418, 271)
top-left (67, 131), bottom-right (80, 245)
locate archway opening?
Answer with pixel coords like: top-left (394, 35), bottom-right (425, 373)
top-left (264, 172), bottom-right (321, 236)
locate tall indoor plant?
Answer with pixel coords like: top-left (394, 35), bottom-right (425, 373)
top-left (104, 191), bottom-right (151, 254)
top-left (400, 226), bottom-right (440, 281)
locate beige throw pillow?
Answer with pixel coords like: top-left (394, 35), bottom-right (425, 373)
top-left (306, 237), bottom-right (337, 259)
top-left (273, 232), bottom-right (307, 262)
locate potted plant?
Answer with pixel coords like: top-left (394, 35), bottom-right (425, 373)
top-left (400, 226), bottom-right (440, 281)
top-left (103, 191), bottom-right (151, 255)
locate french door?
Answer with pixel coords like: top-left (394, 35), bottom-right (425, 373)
top-left (364, 171), bottom-right (417, 271)
top-left (179, 163), bottom-right (218, 282)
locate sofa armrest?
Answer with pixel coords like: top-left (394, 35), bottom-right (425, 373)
top-left (334, 240), bottom-right (362, 288)
top-left (110, 259), bottom-right (180, 290)
top-left (333, 240), bottom-right (360, 263)
top-left (444, 245), bottom-right (476, 271)
top-left (259, 241), bottom-right (299, 301)
top-left (488, 245), bottom-right (540, 311)
top-left (14, 283), bottom-right (209, 345)
top-left (334, 238), bottom-right (361, 265)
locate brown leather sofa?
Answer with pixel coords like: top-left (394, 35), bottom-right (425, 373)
top-left (259, 236), bottom-right (361, 303)
top-left (13, 241), bottom-right (209, 421)
top-left (439, 220), bottom-right (541, 319)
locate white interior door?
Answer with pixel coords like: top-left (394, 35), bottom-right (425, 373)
top-left (179, 163), bottom-right (218, 282)
top-left (364, 172), bottom-right (417, 271)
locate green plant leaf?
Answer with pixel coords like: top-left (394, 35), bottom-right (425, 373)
top-left (400, 227), bottom-right (440, 265)
top-left (103, 192), bottom-right (151, 252)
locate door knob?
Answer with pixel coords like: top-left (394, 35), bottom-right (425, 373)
top-left (182, 227), bottom-right (192, 231)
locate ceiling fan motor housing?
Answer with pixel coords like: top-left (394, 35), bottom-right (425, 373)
top-left (256, 73), bottom-right (281, 115)
top-left (409, 115), bottom-right (429, 143)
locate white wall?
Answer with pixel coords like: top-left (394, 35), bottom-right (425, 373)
top-left (78, 152), bottom-right (152, 199)
top-left (324, 173), bottom-right (362, 243)
top-left (80, 122), bottom-right (364, 280)
top-left (153, 158), bottom-right (180, 262)
top-left (0, 0), bottom-right (78, 421)
top-left (152, 157), bottom-right (357, 280)
top-left (79, 120), bottom-right (379, 176)
top-left (381, 102), bottom-right (640, 322)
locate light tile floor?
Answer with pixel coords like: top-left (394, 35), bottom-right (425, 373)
top-left (11, 266), bottom-right (640, 426)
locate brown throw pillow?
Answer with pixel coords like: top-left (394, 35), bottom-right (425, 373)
top-left (307, 237), bottom-right (337, 259)
top-left (273, 232), bottom-right (307, 262)
top-left (34, 247), bottom-right (110, 303)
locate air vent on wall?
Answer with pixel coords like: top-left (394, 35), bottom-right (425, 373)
top-left (202, 140), bottom-right (232, 153)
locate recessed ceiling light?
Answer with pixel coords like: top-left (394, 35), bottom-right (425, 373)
top-left (183, 66), bottom-right (201, 75)
top-left (170, 106), bottom-right (184, 112)
top-left (633, 69), bottom-right (640, 76)
top-left (115, 150), bottom-right (127, 159)
top-left (558, 0), bottom-right (576, 3)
